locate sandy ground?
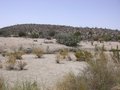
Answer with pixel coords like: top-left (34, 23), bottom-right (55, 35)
top-left (0, 54), bottom-right (86, 88)
top-left (0, 37), bottom-right (120, 88)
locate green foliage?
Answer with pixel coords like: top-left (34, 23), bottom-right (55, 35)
top-left (75, 50), bottom-right (93, 61)
top-left (31, 32), bottom-right (39, 38)
top-left (56, 33), bottom-right (81, 46)
top-left (18, 31), bottom-right (27, 37)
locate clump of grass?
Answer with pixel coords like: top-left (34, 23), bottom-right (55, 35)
top-left (74, 50), bottom-right (93, 61)
top-left (10, 51), bottom-right (24, 60)
top-left (5, 54), bottom-right (16, 70)
top-left (33, 48), bottom-right (44, 58)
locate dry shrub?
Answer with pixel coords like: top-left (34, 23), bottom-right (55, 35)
top-left (5, 55), bottom-right (16, 70)
top-left (10, 51), bottom-right (24, 60)
top-left (75, 50), bottom-right (93, 61)
top-left (55, 54), bottom-right (62, 64)
top-left (33, 48), bottom-right (44, 58)
top-left (59, 49), bottom-right (68, 59)
top-left (15, 60), bottom-right (27, 70)
top-left (56, 72), bottom-right (88, 90)
top-left (56, 50), bottom-right (120, 90)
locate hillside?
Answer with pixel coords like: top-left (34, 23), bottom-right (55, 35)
top-left (0, 24), bottom-right (120, 41)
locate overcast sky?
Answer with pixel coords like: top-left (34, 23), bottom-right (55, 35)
top-left (0, 0), bottom-right (120, 30)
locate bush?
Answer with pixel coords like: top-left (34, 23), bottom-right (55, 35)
top-left (56, 33), bottom-right (80, 46)
top-left (33, 48), bottom-right (44, 58)
top-left (75, 50), bottom-right (93, 61)
top-left (18, 32), bottom-right (27, 37)
top-left (31, 32), bottom-right (39, 38)
top-left (5, 55), bottom-right (16, 70)
top-left (59, 49), bottom-right (68, 59)
top-left (12, 51), bottom-right (24, 60)
top-left (15, 60), bottom-right (27, 70)
top-left (56, 51), bottom-right (120, 90)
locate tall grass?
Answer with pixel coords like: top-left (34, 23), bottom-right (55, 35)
top-left (56, 50), bottom-right (120, 90)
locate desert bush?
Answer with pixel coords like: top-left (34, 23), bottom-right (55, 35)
top-left (5, 55), bottom-right (16, 70)
top-left (55, 54), bottom-right (62, 64)
top-left (56, 51), bottom-right (120, 90)
top-left (56, 33), bottom-right (80, 46)
top-left (13, 51), bottom-right (24, 60)
top-left (33, 48), bottom-right (44, 58)
top-left (18, 31), bottom-right (27, 37)
top-left (15, 60), bottom-right (27, 70)
top-left (74, 50), bottom-right (93, 61)
top-left (59, 49), bottom-right (68, 59)
top-left (31, 32), bottom-right (39, 38)
top-left (56, 72), bottom-right (88, 90)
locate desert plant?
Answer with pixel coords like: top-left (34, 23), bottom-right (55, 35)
top-left (13, 51), bottom-right (24, 60)
top-left (15, 60), bottom-right (27, 70)
top-left (5, 55), bottom-right (16, 70)
top-left (59, 49), bottom-right (68, 59)
top-left (33, 48), bottom-right (44, 58)
top-left (56, 72), bottom-right (88, 90)
top-left (75, 50), bottom-right (92, 61)
top-left (12, 81), bottom-right (39, 90)
top-left (55, 54), bottom-right (62, 64)
top-left (56, 33), bottom-right (80, 46)
top-left (56, 51), bottom-right (120, 90)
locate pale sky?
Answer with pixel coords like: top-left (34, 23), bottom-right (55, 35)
top-left (0, 0), bottom-right (120, 30)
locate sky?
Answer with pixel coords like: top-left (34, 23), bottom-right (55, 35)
top-left (0, 0), bottom-right (120, 30)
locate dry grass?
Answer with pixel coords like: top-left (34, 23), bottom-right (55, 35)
top-left (56, 50), bottom-right (120, 90)
top-left (0, 61), bottom-right (2, 68)
top-left (33, 48), bottom-right (44, 58)
top-left (59, 49), bottom-right (68, 59)
top-left (5, 54), bottom-right (16, 70)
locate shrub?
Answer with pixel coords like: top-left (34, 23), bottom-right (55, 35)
top-left (55, 54), bottom-right (61, 64)
top-left (56, 33), bottom-right (80, 46)
top-left (56, 72), bottom-right (88, 90)
top-left (33, 48), bottom-right (44, 58)
top-left (12, 51), bottom-right (24, 60)
top-left (5, 55), bottom-right (16, 70)
top-left (18, 31), bottom-right (27, 37)
top-left (15, 60), bottom-right (27, 70)
top-left (75, 50), bottom-right (92, 61)
top-left (56, 51), bottom-right (120, 90)
top-left (59, 49), bottom-right (68, 59)
top-left (31, 32), bottom-right (39, 38)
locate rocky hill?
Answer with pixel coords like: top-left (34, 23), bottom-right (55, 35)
top-left (0, 24), bottom-right (120, 41)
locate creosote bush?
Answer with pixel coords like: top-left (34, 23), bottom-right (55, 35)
top-left (56, 33), bottom-right (80, 46)
top-left (33, 48), bottom-right (44, 58)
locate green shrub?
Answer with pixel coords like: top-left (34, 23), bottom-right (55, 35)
top-left (75, 50), bottom-right (93, 61)
top-left (56, 33), bottom-right (80, 46)
top-left (18, 32), bottom-right (27, 37)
